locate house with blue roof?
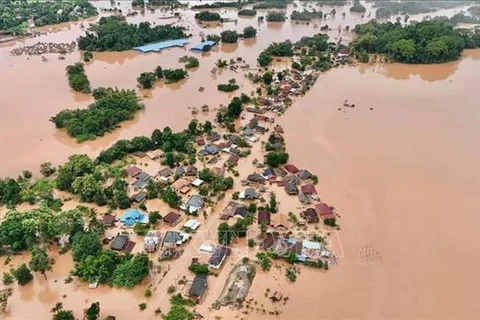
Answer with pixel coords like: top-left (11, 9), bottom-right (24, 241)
top-left (120, 208), bottom-right (149, 227)
top-left (190, 40), bottom-right (217, 52)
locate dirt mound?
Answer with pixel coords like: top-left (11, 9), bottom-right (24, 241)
top-left (213, 262), bottom-right (256, 309)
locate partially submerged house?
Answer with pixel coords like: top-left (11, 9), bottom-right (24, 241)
top-left (262, 168), bottom-right (276, 180)
top-left (301, 183), bottom-right (317, 196)
top-left (284, 164), bottom-right (299, 174)
top-left (163, 212), bottom-right (182, 227)
top-left (163, 231), bottom-right (189, 248)
top-left (247, 173), bottom-right (264, 184)
top-left (130, 191), bottom-right (147, 203)
top-left (126, 166), bottom-right (142, 178)
top-left (103, 214), bottom-right (116, 227)
top-left (285, 182), bottom-right (299, 195)
top-left (120, 208), bottom-right (148, 226)
top-left (315, 203), bottom-right (336, 220)
top-left (297, 169), bottom-right (313, 180)
top-left (144, 231), bottom-right (161, 252)
top-left (226, 154), bottom-right (239, 166)
top-left (172, 177), bottom-right (192, 193)
top-left (146, 150), bottom-right (163, 160)
top-left (273, 214), bottom-right (289, 230)
top-left (258, 210), bottom-right (271, 225)
top-left (206, 132), bottom-right (220, 142)
top-left (184, 219), bottom-right (200, 230)
top-left (110, 234), bottom-right (129, 251)
top-left (181, 195), bottom-right (204, 213)
top-left (188, 274), bottom-right (208, 302)
top-left (185, 166), bottom-right (198, 177)
top-left (239, 188), bottom-right (259, 200)
top-left (208, 246), bottom-right (231, 269)
top-left (301, 208), bottom-right (320, 223)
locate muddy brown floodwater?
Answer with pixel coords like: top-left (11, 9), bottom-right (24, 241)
top-left (1, 0), bottom-right (480, 319)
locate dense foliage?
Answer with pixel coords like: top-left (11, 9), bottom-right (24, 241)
top-left (51, 88), bottom-right (143, 142)
top-left (192, 2), bottom-right (242, 9)
top-left (137, 72), bottom-right (157, 89)
top-left (194, 11), bottom-right (222, 21)
top-left (253, 0), bottom-right (288, 9)
top-left (217, 79), bottom-right (240, 92)
top-left (257, 41), bottom-right (294, 66)
top-left (352, 21), bottom-right (480, 64)
top-left (349, 0), bottom-right (366, 13)
top-left (206, 34), bottom-right (221, 43)
top-left (266, 11), bottom-right (286, 22)
top-left (243, 26), bottom-right (257, 38)
top-left (179, 56), bottom-right (199, 69)
top-left (78, 16), bottom-right (187, 51)
top-left (12, 264), bottom-right (33, 286)
top-left (265, 151), bottom-right (289, 167)
top-left (66, 63), bottom-right (91, 93)
top-left (373, 0), bottom-right (469, 17)
top-left (238, 9), bottom-right (257, 16)
top-left (290, 10), bottom-right (323, 21)
top-left (220, 30), bottom-right (239, 43)
top-left (0, 0), bottom-right (97, 35)
top-left (216, 94), bottom-right (251, 123)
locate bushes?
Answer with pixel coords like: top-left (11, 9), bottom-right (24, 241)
top-left (257, 41), bottom-right (293, 66)
top-left (179, 56), bottom-right (199, 69)
top-left (66, 63), bottom-right (90, 93)
top-left (206, 34), bottom-right (221, 43)
top-left (12, 264), bottom-right (33, 286)
top-left (78, 16), bottom-right (187, 51)
top-left (217, 79), bottom-right (239, 92)
top-left (266, 11), bottom-right (286, 22)
top-left (195, 11), bottom-right (221, 21)
top-left (238, 9), bottom-right (257, 16)
top-left (137, 65), bottom-right (187, 88)
top-left (51, 88), bottom-right (143, 142)
top-left (220, 30), bottom-right (239, 43)
top-left (137, 72), bottom-right (157, 89)
top-left (243, 26), bottom-right (257, 38)
top-left (290, 10), bottom-right (323, 21)
top-left (163, 69), bottom-right (188, 83)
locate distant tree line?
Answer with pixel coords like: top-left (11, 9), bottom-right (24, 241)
top-left (253, 0), bottom-right (288, 9)
top-left (51, 88), bottom-right (144, 142)
top-left (352, 20), bottom-right (480, 64)
top-left (66, 63), bottom-right (90, 93)
top-left (192, 2), bottom-right (243, 9)
top-left (0, 0), bottom-right (97, 35)
top-left (77, 16), bottom-right (187, 51)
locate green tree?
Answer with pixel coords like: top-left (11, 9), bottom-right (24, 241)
top-left (268, 192), bottom-right (277, 213)
top-left (262, 72), bottom-right (273, 85)
top-left (387, 39), bottom-right (416, 62)
top-left (255, 252), bottom-right (271, 271)
top-left (148, 211), bottom-right (162, 225)
top-left (265, 151), bottom-right (289, 167)
top-left (218, 222), bottom-right (232, 245)
top-left (51, 302), bottom-right (75, 320)
top-left (243, 26), bottom-right (257, 38)
top-left (112, 254), bottom-right (149, 288)
top-left (40, 162), bottom-right (56, 177)
top-left (137, 72), bottom-right (157, 89)
top-left (29, 246), bottom-right (54, 280)
top-left (203, 121), bottom-right (213, 134)
top-left (72, 232), bottom-right (102, 262)
top-left (220, 30), bottom-right (239, 43)
top-left (84, 302), bottom-right (100, 320)
top-left (55, 154), bottom-right (95, 191)
top-left (12, 264), bottom-right (33, 286)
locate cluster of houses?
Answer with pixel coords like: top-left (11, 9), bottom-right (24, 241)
top-left (260, 233), bottom-right (332, 262)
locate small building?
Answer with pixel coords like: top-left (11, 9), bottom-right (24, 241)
top-left (300, 208), bottom-right (320, 223)
top-left (247, 173), bottom-right (264, 184)
top-left (175, 167), bottom-right (185, 177)
top-left (262, 168), bottom-right (276, 180)
top-left (239, 188), bottom-right (259, 200)
top-left (195, 136), bottom-right (205, 146)
top-left (185, 166), bottom-right (198, 177)
top-left (131, 191), bottom-right (147, 203)
top-left (297, 169), bottom-right (313, 180)
top-left (126, 166), bottom-right (142, 177)
top-left (285, 182), bottom-right (299, 195)
top-left (260, 233), bottom-right (278, 250)
top-left (133, 151), bottom-right (147, 158)
top-left (137, 172), bottom-right (152, 182)
top-left (285, 175), bottom-right (300, 185)
top-left (226, 154), bottom-right (239, 166)
top-left (144, 231), bottom-right (161, 252)
top-left (182, 195), bottom-right (204, 213)
top-left (301, 183), bottom-right (317, 195)
top-left (163, 212), bottom-right (182, 227)
top-left (258, 211), bottom-right (271, 225)
top-left (162, 231), bottom-right (189, 247)
top-left (273, 214), bottom-right (289, 230)
top-left (204, 145), bottom-right (220, 155)
top-left (146, 150), bottom-right (163, 160)
top-left (284, 164), bottom-right (299, 174)
top-left (110, 234), bottom-right (129, 251)
top-left (184, 219), bottom-right (200, 230)
top-left (206, 133), bottom-right (220, 142)
top-left (172, 178), bottom-right (192, 192)
top-left (191, 40), bottom-right (217, 52)
top-left (188, 274), bottom-right (208, 302)
top-left (233, 205), bottom-right (248, 218)
top-left (103, 214), bottom-right (116, 227)
top-left (208, 246), bottom-right (231, 269)
top-left (315, 203), bottom-right (336, 220)
top-left (120, 208), bottom-right (148, 226)
top-left (158, 167), bottom-right (173, 178)
top-left (191, 179), bottom-right (204, 187)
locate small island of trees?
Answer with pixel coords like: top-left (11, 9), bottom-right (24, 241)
top-left (77, 16), bottom-right (187, 52)
top-left (352, 20), bottom-right (480, 64)
top-left (290, 10), bottom-right (323, 22)
top-left (66, 63), bottom-right (90, 93)
top-left (137, 65), bottom-right (188, 89)
top-left (50, 88), bottom-right (144, 142)
top-left (243, 26), bottom-right (257, 38)
top-left (266, 11), bottom-right (286, 22)
top-left (257, 41), bottom-right (294, 67)
top-left (217, 79), bottom-right (240, 92)
top-left (194, 11), bottom-right (222, 22)
top-left (220, 30), bottom-right (239, 43)
top-left (238, 9), bottom-right (257, 17)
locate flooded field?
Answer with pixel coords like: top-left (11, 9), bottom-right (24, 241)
top-left (1, 0), bottom-right (480, 319)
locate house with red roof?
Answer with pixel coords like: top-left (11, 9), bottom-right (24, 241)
top-left (315, 203), bottom-right (335, 220)
top-left (301, 183), bottom-right (317, 195)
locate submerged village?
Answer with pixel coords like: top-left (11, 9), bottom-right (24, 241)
top-left (1, 0), bottom-right (480, 319)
